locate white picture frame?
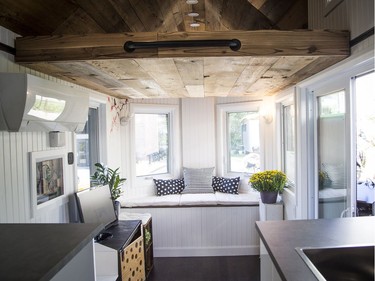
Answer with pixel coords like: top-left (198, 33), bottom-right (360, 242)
top-left (29, 149), bottom-right (67, 218)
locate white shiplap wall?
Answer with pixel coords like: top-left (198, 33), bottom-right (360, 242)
top-left (181, 97), bottom-right (216, 168)
top-left (0, 27), bottom-right (90, 223)
top-left (124, 206), bottom-right (260, 257)
top-left (308, 0), bottom-right (374, 55)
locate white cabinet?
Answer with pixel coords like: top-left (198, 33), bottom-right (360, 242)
top-left (259, 202), bottom-right (283, 221)
top-left (51, 241), bottom-right (96, 281)
top-left (259, 202), bottom-right (283, 281)
top-left (95, 243), bottom-right (118, 281)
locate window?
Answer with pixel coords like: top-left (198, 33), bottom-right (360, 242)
top-left (130, 104), bottom-right (180, 182)
top-left (217, 102), bottom-right (260, 176)
top-left (76, 107), bottom-right (100, 191)
top-left (135, 113), bottom-right (169, 177)
top-left (355, 71), bottom-right (375, 216)
top-left (281, 103), bottom-right (296, 192)
top-left (227, 111), bottom-right (260, 173)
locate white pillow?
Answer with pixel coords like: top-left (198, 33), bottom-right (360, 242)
top-left (182, 167), bottom-right (215, 194)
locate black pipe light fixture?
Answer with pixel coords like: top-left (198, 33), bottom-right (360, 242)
top-left (123, 39), bottom-right (241, 53)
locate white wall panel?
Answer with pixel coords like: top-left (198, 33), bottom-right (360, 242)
top-left (308, 0), bottom-right (374, 39)
top-left (0, 27), bottom-right (101, 223)
top-left (181, 97), bottom-right (216, 168)
top-left (123, 206), bottom-right (260, 257)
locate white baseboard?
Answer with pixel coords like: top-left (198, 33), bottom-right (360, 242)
top-left (154, 245), bottom-right (260, 257)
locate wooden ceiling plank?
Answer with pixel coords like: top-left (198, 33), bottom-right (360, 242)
top-left (257, 0), bottom-right (297, 27)
top-left (74, 0), bottom-right (132, 32)
top-left (221, 0), bottom-right (275, 30)
top-left (276, 0), bottom-right (308, 30)
top-left (136, 58), bottom-right (186, 93)
top-left (128, 0), bottom-right (164, 32)
top-left (204, 57), bottom-right (250, 96)
top-left (155, 0), bottom-right (179, 32)
top-left (248, 0), bottom-right (268, 9)
top-left (52, 8), bottom-right (106, 35)
top-left (174, 58), bottom-right (204, 86)
top-left (88, 59), bottom-right (153, 80)
top-left (108, 0), bottom-right (147, 32)
top-left (204, 0), bottom-right (228, 31)
top-left (229, 57), bottom-right (278, 95)
top-left (0, 0), bottom-right (78, 36)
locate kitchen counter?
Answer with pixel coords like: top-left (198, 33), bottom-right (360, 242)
top-left (0, 223), bottom-right (102, 281)
top-left (255, 216), bottom-right (375, 281)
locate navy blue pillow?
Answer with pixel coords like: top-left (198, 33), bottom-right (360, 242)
top-left (212, 176), bottom-right (240, 194)
top-left (154, 178), bottom-right (185, 196)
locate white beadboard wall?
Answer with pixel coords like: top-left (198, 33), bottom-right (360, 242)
top-left (181, 97), bottom-right (216, 168)
top-left (0, 27), bottom-right (111, 223)
top-left (308, 0), bottom-right (374, 55)
top-left (124, 206), bottom-right (260, 257)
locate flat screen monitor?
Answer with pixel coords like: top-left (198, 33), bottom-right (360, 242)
top-left (75, 185), bottom-right (118, 230)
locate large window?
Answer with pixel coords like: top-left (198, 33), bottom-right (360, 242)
top-left (217, 102), bottom-right (260, 176)
top-left (130, 104), bottom-right (180, 182)
top-left (135, 113), bottom-right (169, 177)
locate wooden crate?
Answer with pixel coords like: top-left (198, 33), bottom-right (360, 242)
top-left (121, 235), bottom-right (145, 281)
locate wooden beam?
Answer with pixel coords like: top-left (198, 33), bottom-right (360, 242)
top-left (15, 30), bottom-right (349, 63)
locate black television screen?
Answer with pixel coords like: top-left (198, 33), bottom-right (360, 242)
top-left (75, 185), bottom-right (117, 229)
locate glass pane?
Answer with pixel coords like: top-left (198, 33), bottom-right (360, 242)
top-left (318, 90), bottom-right (347, 218)
top-left (282, 105), bottom-right (296, 191)
top-left (135, 113), bottom-right (169, 177)
top-left (355, 71), bottom-right (375, 216)
top-left (227, 111), bottom-right (260, 173)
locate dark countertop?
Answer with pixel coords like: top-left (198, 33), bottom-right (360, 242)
top-left (97, 220), bottom-right (141, 251)
top-left (0, 223), bottom-right (102, 281)
top-left (255, 216), bottom-right (375, 281)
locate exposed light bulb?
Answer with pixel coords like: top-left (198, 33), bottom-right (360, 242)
top-left (188, 12), bottom-right (199, 17)
top-left (186, 0), bottom-right (198, 4)
top-left (190, 22), bottom-right (200, 27)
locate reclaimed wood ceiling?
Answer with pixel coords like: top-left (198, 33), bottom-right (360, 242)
top-left (0, 0), bottom-right (350, 99)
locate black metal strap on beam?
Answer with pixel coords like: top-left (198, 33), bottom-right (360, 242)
top-left (350, 27), bottom-right (374, 47)
top-left (0, 42), bottom-right (16, 55)
top-left (124, 39), bottom-right (241, 53)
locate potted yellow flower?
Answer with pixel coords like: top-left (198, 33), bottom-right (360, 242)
top-left (249, 170), bottom-right (287, 203)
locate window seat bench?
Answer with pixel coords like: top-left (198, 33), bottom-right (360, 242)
top-left (118, 192), bottom-right (261, 257)
top-left (118, 192), bottom-right (260, 208)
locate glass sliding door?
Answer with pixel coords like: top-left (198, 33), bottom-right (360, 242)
top-left (355, 71), bottom-right (375, 216)
top-left (316, 90), bottom-right (349, 218)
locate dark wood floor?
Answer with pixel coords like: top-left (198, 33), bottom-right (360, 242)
top-left (147, 255), bottom-right (260, 281)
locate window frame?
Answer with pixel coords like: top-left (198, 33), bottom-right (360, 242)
top-left (74, 100), bottom-right (107, 191)
top-left (280, 98), bottom-right (297, 193)
top-left (129, 103), bottom-right (181, 186)
top-left (216, 102), bottom-right (261, 178)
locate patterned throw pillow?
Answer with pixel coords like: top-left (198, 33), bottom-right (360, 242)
top-left (154, 178), bottom-right (185, 196)
top-left (182, 167), bottom-right (215, 194)
top-left (212, 176), bottom-right (240, 194)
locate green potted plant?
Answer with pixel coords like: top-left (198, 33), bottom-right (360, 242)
top-left (249, 170), bottom-right (287, 203)
top-left (91, 163), bottom-right (126, 215)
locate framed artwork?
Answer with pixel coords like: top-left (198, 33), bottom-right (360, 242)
top-left (324, 0), bottom-right (344, 17)
top-left (30, 149), bottom-right (67, 217)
